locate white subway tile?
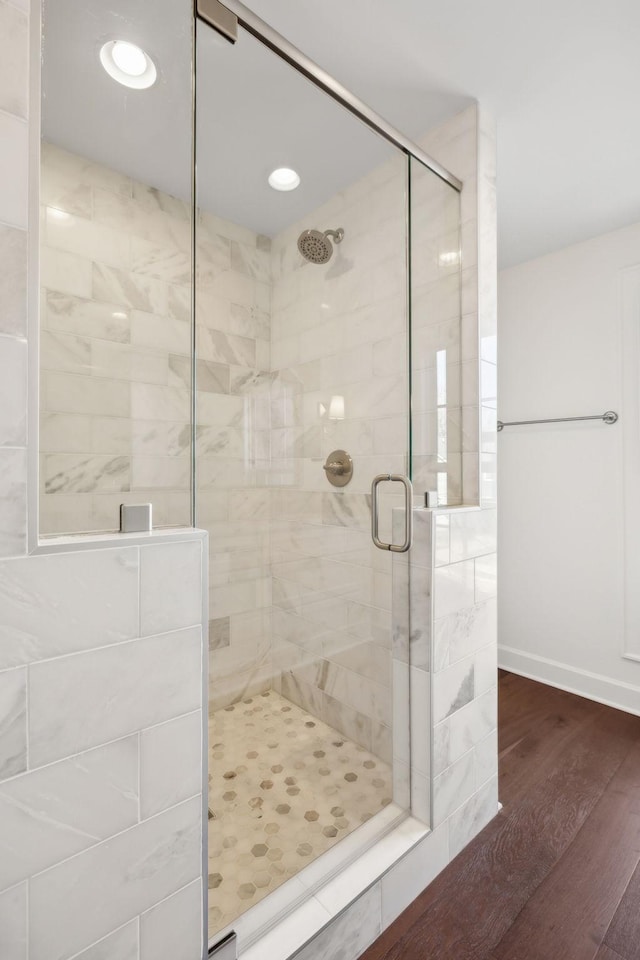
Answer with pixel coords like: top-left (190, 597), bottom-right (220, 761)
top-left (44, 370), bottom-right (130, 418)
top-left (432, 749), bottom-right (475, 824)
top-left (409, 665), bottom-right (430, 776)
top-left (475, 645), bottom-right (498, 697)
top-left (0, 448), bottom-right (26, 558)
top-left (43, 453), bottom-right (130, 495)
top-left (0, 547), bottom-right (139, 669)
top-left (446, 687), bottom-right (496, 766)
top-left (449, 509), bottom-right (496, 562)
top-left (29, 796), bottom-right (201, 960)
top-left (44, 209), bottom-right (131, 271)
top-left (140, 880), bottom-right (201, 960)
top-left (140, 541), bottom-right (202, 637)
top-left (0, 666), bottom-right (26, 780)
top-left (0, 336), bottom-right (26, 447)
top-left (0, 881), bottom-right (26, 960)
top-left (438, 596), bottom-right (497, 664)
top-left (475, 552), bottom-right (497, 602)
top-left (475, 727), bottom-right (498, 788)
top-left (434, 559), bottom-right (475, 619)
top-left (448, 774), bottom-right (499, 858)
top-left (0, 112), bottom-right (27, 229)
top-left (0, 737), bottom-right (138, 891)
top-left (41, 246), bottom-right (93, 299)
top-left (140, 712), bottom-right (201, 819)
top-left (0, 225), bottom-right (27, 337)
top-left (92, 264), bottom-right (167, 315)
top-left (71, 921), bottom-right (138, 960)
top-left (0, 1), bottom-right (28, 118)
top-left (29, 627), bottom-right (202, 766)
top-left (432, 655), bottom-right (475, 723)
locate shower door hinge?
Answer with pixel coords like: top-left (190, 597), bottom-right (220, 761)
top-left (209, 931), bottom-right (237, 960)
top-left (197, 0), bottom-right (238, 43)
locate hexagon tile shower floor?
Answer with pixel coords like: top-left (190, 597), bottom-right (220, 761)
top-left (208, 690), bottom-right (393, 935)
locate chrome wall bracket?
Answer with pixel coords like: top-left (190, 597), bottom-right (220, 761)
top-left (197, 0), bottom-right (238, 43)
top-left (119, 503), bottom-right (152, 533)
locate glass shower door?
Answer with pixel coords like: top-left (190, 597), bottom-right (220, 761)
top-left (195, 16), bottom-right (414, 945)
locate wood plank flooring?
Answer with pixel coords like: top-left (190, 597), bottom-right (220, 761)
top-left (361, 671), bottom-right (640, 960)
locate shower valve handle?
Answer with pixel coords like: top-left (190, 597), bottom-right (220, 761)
top-left (322, 450), bottom-right (353, 487)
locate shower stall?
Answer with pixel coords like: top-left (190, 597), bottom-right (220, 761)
top-left (36, 0), bottom-right (482, 955)
top-left (194, 2), bottom-right (463, 948)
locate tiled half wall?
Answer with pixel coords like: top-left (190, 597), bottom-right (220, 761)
top-left (0, 536), bottom-right (207, 960)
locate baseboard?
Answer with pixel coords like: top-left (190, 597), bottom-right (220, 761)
top-left (498, 645), bottom-right (640, 718)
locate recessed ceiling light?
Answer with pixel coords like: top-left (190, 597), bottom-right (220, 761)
top-left (268, 168), bottom-right (300, 192)
top-left (100, 40), bottom-right (157, 90)
top-left (438, 251), bottom-right (460, 267)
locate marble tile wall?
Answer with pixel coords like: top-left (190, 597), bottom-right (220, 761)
top-left (0, 8), bottom-right (210, 960)
top-left (267, 153), bottom-right (410, 762)
top-left (419, 105), bottom-right (498, 839)
top-left (38, 148), bottom-right (275, 711)
top-left (419, 105), bottom-right (484, 505)
top-left (0, 536), bottom-right (206, 960)
top-left (195, 211), bottom-right (274, 712)
top-left (39, 143), bottom-right (193, 536)
top-left (266, 130), bottom-right (467, 763)
top-left (0, 0), bottom-right (29, 559)
top-left (417, 506), bottom-right (498, 833)
top-left (410, 158), bottom-right (464, 505)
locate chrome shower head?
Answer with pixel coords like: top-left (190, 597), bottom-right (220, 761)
top-left (297, 227), bottom-right (344, 264)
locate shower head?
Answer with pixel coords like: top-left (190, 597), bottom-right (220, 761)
top-left (297, 227), bottom-right (344, 264)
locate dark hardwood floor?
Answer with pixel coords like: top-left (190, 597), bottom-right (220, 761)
top-left (362, 670), bottom-right (640, 960)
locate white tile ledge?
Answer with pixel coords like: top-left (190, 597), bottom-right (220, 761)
top-left (240, 816), bottom-right (430, 960)
top-left (34, 526), bottom-right (207, 555)
top-left (416, 504), bottom-right (481, 515)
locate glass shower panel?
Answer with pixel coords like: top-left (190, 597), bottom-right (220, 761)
top-left (409, 157), bottom-right (462, 504)
top-left (196, 21), bottom-right (411, 942)
top-left (38, 0), bottom-right (193, 536)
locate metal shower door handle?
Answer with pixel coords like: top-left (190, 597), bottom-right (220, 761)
top-left (371, 474), bottom-right (413, 553)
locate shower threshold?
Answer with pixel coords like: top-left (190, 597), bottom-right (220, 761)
top-left (208, 689), bottom-right (393, 938)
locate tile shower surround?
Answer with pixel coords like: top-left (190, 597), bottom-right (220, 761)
top-left (0, 0), bottom-right (498, 953)
top-left (39, 139), bottom-right (468, 761)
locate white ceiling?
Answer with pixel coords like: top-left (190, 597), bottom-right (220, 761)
top-left (43, 0), bottom-right (640, 267)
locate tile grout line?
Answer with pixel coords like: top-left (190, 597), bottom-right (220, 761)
top-left (0, 618), bottom-right (203, 674)
top-left (63, 915), bottom-right (139, 960)
top-left (137, 730), bottom-right (141, 825)
top-left (24, 792), bottom-right (202, 888)
top-left (0, 707), bottom-right (201, 790)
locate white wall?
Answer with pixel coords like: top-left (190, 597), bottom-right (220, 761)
top-left (498, 220), bottom-right (640, 712)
